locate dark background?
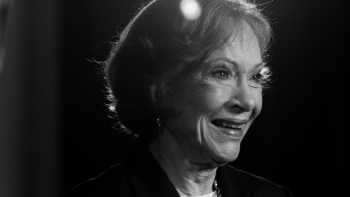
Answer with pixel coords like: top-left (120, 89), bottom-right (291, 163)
top-left (0, 0), bottom-right (347, 196)
top-left (60, 0), bottom-right (346, 196)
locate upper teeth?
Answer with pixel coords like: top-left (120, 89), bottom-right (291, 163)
top-left (213, 120), bottom-right (244, 129)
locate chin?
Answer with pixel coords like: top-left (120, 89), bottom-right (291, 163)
top-left (209, 142), bottom-right (241, 165)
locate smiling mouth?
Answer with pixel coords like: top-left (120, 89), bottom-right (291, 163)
top-left (211, 119), bottom-right (246, 138)
top-left (211, 120), bottom-right (245, 130)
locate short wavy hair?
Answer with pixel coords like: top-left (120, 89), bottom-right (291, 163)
top-left (104, 0), bottom-right (272, 138)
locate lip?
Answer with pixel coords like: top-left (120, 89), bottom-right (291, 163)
top-left (220, 129), bottom-right (243, 139)
top-left (211, 118), bottom-right (248, 139)
top-left (214, 118), bottom-right (249, 125)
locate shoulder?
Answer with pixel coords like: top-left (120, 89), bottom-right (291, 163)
top-left (218, 165), bottom-right (294, 197)
top-left (59, 163), bottom-right (134, 197)
top-left (59, 139), bottom-right (174, 197)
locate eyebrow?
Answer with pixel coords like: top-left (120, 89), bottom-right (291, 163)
top-left (252, 62), bottom-right (266, 70)
top-left (209, 57), bottom-right (266, 71)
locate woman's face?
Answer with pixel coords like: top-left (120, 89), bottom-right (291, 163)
top-left (164, 22), bottom-right (264, 165)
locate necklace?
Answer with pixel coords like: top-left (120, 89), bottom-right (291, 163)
top-left (214, 180), bottom-right (221, 197)
top-left (176, 180), bottom-right (221, 197)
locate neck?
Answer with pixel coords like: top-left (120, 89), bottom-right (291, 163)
top-left (148, 127), bottom-right (217, 196)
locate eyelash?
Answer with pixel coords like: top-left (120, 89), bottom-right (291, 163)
top-left (251, 67), bottom-right (271, 88)
top-left (212, 68), bottom-right (230, 79)
top-left (211, 66), bottom-right (272, 88)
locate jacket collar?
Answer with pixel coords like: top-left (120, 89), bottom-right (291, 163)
top-left (216, 164), bottom-right (251, 197)
top-left (123, 138), bottom-right (251, 197)
top-left (122, 139), bottom-right (180, 197)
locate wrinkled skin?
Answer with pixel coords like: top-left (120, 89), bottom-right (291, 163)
top-left (163, 21), bottom-right (264, 166)
top-left (149, 21), bottom-right (265, 196)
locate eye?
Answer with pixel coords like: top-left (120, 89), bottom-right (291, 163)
top-left (252, 72), bottom-right (263, 83)
top-left (212, 68), bottom-right (230, 79)
top-left (249, 66), bottom-right (272, 88)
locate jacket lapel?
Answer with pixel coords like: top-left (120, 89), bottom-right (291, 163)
top-left (216, 164), bottom-right (251, 197)
top-left (122, 139), bottom-right (180, 197)
top-left (124, 139), bottom-right (252, 197)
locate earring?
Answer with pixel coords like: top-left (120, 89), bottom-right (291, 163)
top-left (156, 117), bottom-right (161, 127)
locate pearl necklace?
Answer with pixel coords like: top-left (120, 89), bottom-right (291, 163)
top-left (177, 180), bottom-right (221, 197)
top-left (214, 180), bottom-right (221, 197)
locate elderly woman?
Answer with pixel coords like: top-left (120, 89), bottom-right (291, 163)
top-left (62, 0), bottom-right (293, 196)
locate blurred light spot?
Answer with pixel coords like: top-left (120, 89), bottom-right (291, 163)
top-left (180, 0), bottom-right (201, 20)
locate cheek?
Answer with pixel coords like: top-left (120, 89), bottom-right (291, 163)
top-left (253, 89), bottom-right (263, 115)
top-left (187, 83), bottom-right (231, 113)
top-left (172, 83), bottom-right (230, 136)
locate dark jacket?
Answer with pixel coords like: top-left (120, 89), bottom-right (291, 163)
top-left (60, 139), bottom-right (294, 197)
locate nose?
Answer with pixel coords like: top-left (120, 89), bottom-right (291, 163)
top-left (227, 80), bottom-right (256, 113)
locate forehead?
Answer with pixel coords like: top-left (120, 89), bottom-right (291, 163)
top-left (206, 21), bottom-right (261, 65)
